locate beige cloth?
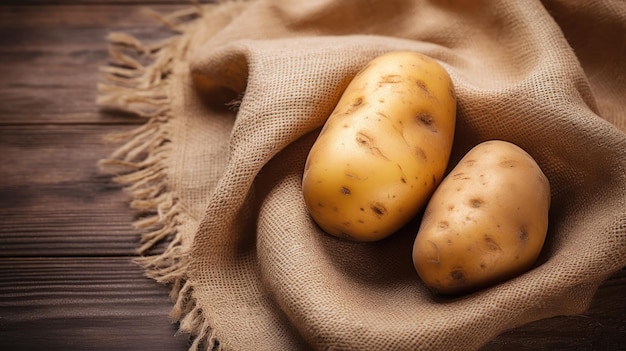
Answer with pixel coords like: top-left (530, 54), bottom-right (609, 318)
top-left (99, 0), bottom-right (626, 350)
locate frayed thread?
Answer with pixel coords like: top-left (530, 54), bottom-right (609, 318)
top-left (98, 4), bottom-right (221, 351)
top-left (172, 280), bottom-right (222, 351)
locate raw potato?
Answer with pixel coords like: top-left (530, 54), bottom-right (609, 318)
top-left (412, 140), bottom-right (551, 295)
top-left (302, 51), bottom-right (457, 241)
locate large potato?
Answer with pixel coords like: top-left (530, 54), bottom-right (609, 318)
top-left (412, 140), bottom-right (551, 295)
top-left (302, 51), bottom-right (457, 241)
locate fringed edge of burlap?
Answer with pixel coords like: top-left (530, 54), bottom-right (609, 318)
top-left (97, 2), bottom-right (235, 350)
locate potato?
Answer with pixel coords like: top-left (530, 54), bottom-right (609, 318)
top-left (412, 140), bottom-right (551, 295)
top-left (302, 51), bottom-right (457, 241)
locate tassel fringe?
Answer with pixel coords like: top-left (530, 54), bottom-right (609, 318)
top-left (97, 3), bottom-right (233, 350)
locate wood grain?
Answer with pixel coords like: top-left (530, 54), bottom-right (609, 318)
top-left (0, 124), bottom-right (176, 257)
top-left (0, 4), bottom-right (185, 125)
top-left (0, 257), bottom-right (190, 350)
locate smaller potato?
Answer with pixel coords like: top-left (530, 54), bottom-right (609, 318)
top-left (412, 140), bottom-right (550, 295)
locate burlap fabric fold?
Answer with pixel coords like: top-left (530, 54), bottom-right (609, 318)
top-left (99, 0), bottom-right (626, 350)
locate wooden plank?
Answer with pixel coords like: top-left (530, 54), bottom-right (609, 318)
top-left (0, 124), bottom-right (130, 186)
top-left (1, 317), bottom-right (189, 351)
top-left (0, 124), bottom-right (155, 256)
top-left (0, 208), bottom-right (139, 257)
top-left (0, 5), bottom-right (186, 34)
top-left (0, 4), bottom-right (189, 124)
top-left (0, 257), bottom-right (189, 350)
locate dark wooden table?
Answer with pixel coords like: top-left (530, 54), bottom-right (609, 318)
top-left (1, 1), bottom-right (624, 350)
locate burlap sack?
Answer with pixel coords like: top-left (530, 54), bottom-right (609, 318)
top-left (99, 0), bottom-right (626, 350)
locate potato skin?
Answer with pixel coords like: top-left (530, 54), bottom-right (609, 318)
top-left (412, 140), bottom-right (551, 295)
top-left (302, 51), bottom-right (456, 241)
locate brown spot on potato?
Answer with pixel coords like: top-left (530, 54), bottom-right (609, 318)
top-left (380, 74), bottom-right (403, 84)
top-left (417, 113), bottom-right (437, 132)
top-left (452, 172), bottom-right (471, 181)
top-left (484, 235), bottom-right (502, 251)
top-left (464, 159), bottom-right (476, 167)
top-left (340, 186), bottom-right (351, 195)
top-left (415, 80), bottom-right (430, 95)
top-left (376, 111), bottom-right (389, 120)
top-left (370, 203), bottom-right (387, 216)
top-left (438, 221), bottom-right (449, 230)
top-left (450, 269), bottom-right (465, 281)
top-left (479, 174), bottom-right (488, 186)
top-left (317, 202), bottom-right (325, 208)
top-left (470, 198), bottom-right (484, 208)
top-left (397, 164), bottom-right (408, 183)
top-left (415, 147), bottom-right (428, 162)
top-left (397, 126), bottom-right (410, 147)
top-left (500, 159), bottom-right (517, 168)
top-left (355, 131), bottom-right (389, 160)
top-left (357, 219), bottom-right (365, 224)
top-left (344, 97), bottom-right (365, 115)
top-left (519, 226), bottom-right (529, 241)
top-left (345, 172), bottom-right (366, 181)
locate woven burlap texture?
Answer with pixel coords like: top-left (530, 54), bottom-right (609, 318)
top-left (99, 0), bottom-right (626, 350)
